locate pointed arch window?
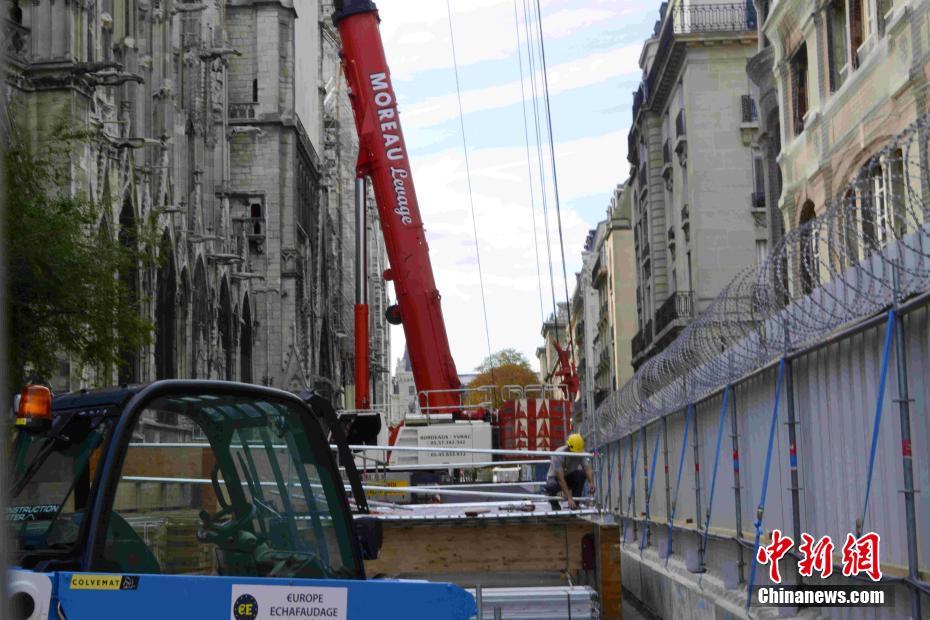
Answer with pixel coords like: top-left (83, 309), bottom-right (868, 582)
top-left (155, 231), bottom-right (177, 379)
top-left (191, 259), bottom-right (209, 379)
top-left (218, 278), bottom-right (233, 381)
top-left (240, 295), bottom-right (253, 383)
top-left (118, 199), bottom-right (139, 384)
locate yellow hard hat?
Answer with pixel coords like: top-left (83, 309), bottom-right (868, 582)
top-left (567, 433), bottom-right (585, 453)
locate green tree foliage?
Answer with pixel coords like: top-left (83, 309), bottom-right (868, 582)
top-left (475, 348), bottom-right (531, 373)
top-left (468, 349), bottom-right (539, 406)
top-left (4, 109), bottom-right (155, 388)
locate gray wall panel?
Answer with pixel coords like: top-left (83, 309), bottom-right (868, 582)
top-left (604, 301), bottom-right (930, 617)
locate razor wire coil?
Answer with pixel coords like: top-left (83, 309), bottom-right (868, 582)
top-left (586, 113), bottom-right (930, 446)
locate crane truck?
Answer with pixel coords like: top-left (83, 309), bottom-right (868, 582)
top-left (6, 1), bottom-right (576, 616)
top-left (335, 0), bottom-right (579, 474)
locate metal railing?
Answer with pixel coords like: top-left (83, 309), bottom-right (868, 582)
top-left (414, 386), bottom-right (492, 419)
top-left (671, 2), bottom-right (757, 35)
top-left (595, 111), bottom-right (930, 441)
top-left (654, 291), bottom-right (694, 337)
top-left (741, 94), bottom-right (758, 123)
top-left (124, 442), bottom-right (598, 513)
top-left (641, 3), bottom-right (755, 126)
top-left (522, 383), bottom-right (569, 400)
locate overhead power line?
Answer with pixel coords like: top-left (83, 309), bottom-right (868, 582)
top-left (512, 0), bottom-right (546, 326)
top-left (445, 0), bottom-right (495, 369)
top-left (533, 0), bottom-right (576, 365)
top-left (521, 0), bottom-right (560, 340)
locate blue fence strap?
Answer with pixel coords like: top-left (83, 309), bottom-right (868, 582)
top-left (617, 438), bottom-right (629, 515)
top-left (858, 309), bottom-right (896, 536)
top-left (612, 441), bottom-right (620, 511)
top-left (640, 427), bottom-right (663, 554)
top-left (622, 431), bottom-right (642, 543)
top-left (699, 385), bottom-right (730, 569)
top-left (745, 357), bottom-right (787, 610)
top-left (606, 440), bottom-right (615, 511)
top-left (665, 403), bottom-right (694, 567)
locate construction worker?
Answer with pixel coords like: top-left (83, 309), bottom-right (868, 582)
top-left (545, 433), bottom-right (594, 510)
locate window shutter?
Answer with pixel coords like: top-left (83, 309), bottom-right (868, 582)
top-left (850, 0), bottom-right (864, 68)
top-left (826, 4), bottom-right (837, 91)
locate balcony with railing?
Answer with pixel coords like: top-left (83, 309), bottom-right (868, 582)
top-left (671, 3), bottom-right (757, 35)
top-left (654, 291), bottom-right (694, 340)
top-left (644, 3), bottom-right (756, 113)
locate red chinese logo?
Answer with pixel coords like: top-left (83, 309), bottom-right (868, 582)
top-left (841, 532), bottom-right (882, 581)
top-left (798, 533), bottom-right (834, 579)
top-left (755, 530), bottom-right (883, 583)
top-left (756, 529), bottom-right (794, 584)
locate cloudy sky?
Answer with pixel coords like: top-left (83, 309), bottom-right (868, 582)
top-left (376, 0), bottom-right (658, 374)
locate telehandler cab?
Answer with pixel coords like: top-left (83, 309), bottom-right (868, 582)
top-left (7, 381), bottom-right (474, 619)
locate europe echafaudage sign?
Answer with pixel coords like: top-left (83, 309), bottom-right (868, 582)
top-left (231, 584), bottom-right (347, 619)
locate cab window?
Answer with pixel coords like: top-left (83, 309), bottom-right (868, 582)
top-left (102, 392), bottom-right (359, 579)
top-left (9, 416), bottom-right (111, 564)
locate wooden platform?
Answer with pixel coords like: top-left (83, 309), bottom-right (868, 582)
top-left (365, 513), bottom-right (623, 619)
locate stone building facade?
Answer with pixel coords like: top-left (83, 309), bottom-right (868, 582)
top-left (747, 1), bottom-right (787, 255)
top-left (628, 0), bottom-right (761, 368)
top-left (4, 0), bottom-right (389, 406)
top-left (589, 220), bottom-right (612, 406)
top-left (569, 230), bottom-right (597, 421)
top-left (603, 183), bottom-right (636, 391)
top-left (568, 183), bottom-right (636, 426)
top-left (763, 0), bottom-right (928, 240)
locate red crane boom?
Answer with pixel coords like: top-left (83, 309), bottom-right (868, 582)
top-left (334, 0), bottom-right (461, 412)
